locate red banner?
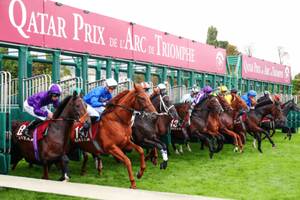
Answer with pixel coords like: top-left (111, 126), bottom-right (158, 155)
top-left (0, 0), bottom-right (226, 74)
top-left (242, 55), bottom-right (291, 84)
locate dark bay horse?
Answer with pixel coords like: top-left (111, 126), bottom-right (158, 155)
top-left (245, 98), bottom-right (285, 153)
top-left (189, 95), bottom-right (224, 158)
top-left (73, 84), bottom-right (156, 188)
top-left (11, 92), bottom-right (88, 180)
top-left (170, 102), bottom-right (192, 154)
top-left (261, 99), bottom-right (300, 140)
top-left (132, 93), bottom-right (179, 169)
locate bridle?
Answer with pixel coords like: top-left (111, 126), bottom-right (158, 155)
top-left (159, 95), bottom-right (175, 116)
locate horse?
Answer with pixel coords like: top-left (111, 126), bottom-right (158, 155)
top-left (11, 92), bottom-right (88, 181)
top-left (261, 99), bottom-right (300, 140)
top-left (230, 94), bottom-right (249, 144)
top-left (189, 95), bottom-right (224, 158)
top-left (216, 94), bottom-right (244, 152)
top-left (71, 84), bottom-right (157, 189)
top-left (132, 93), bottom-right (179, 169)
top-left (170, 102), bottom-right (192, 154)
top-left (245, 97), bottom-right (285, 153)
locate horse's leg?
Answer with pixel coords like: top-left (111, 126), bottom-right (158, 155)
top-left (93, 154), bottom-right (103, 175)
top-left (171, 140), bottom-right (179, 155)
top-left (259, 127), bottom-right (276, 148)
top-left (252, 131), bottom-right (262, 153)
top-left (59, 154), bottom-right (70, 181)
top-left (186, 142), bottom-right (192, 152)
top-left (127, 141), bottom-right (147, 178)
top-left (42, 160), bottom-right (49, 179)
top-left (195, 131), bottom-right (214, 158)
top-left (107, 145), bottom-right (136, 189)
top-left (80, 151), bottom-right (89, 176)
top-left (221, 128), bottom-right (243, 152)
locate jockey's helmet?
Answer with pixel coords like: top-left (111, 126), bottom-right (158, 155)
top-left (247, 90), bottom-right (257, 97)
top-left (106, 78), bottom-right (118, 88)
top-left (49, 84), bottom-right (62, 96)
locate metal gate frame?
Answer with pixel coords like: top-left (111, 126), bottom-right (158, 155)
top-left (0, 71), bottom-right (11, 174)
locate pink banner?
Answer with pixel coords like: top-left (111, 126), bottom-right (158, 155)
top-left (242, 55), bottom-right (291, 84)
top-left (0, 0), bottom-right (226, 74)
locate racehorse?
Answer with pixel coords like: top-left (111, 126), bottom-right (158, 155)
top-left (189, 95), bottom-right (224, 158)
top-left (245, 97), bottom-right (285, 153)
top-left (72, 84), bottom-right (156, 188)
top-left (261, 99), bottom-right (300, 140)
top-left (170, 102), bottom-right (192, 154)
top-left (216, 94), bottom-right (244, 152)
top-left (132, 93), bottom-right (179, 169)
top-left (230, 94), bottom-right (249, 144)
top-left (11, 92), bottom-right (88, 181)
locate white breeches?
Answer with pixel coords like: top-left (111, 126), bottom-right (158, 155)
top-left (23, 100), bottom-right (51, 121)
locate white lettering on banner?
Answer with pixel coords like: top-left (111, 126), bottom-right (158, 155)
top-left (244, 62), bottom-right (285, 79)
top-left (73, 13), bottom-right (105, 45)
top-left (9, 0), bottom-right (29, 38)
top-left (154, 34), bottom-right (195, 62)
top-left (122, 28), bottom-right (146, 53)
top-left (9, 0), bottom-right (67, 39)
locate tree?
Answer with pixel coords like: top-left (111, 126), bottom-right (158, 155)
top-left (206, 26), bottom-right (218, 46)
top-left (277, 46), bottom-right (289, 65)
top-left (292, 73), bottom-right (300, 95)
top-left (226, 44), bottom-right (240, 56)
top-left (206, 26), bottom-right (240, 56)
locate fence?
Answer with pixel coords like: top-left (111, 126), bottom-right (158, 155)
top-left (58, 77), bottom-right (83, 99)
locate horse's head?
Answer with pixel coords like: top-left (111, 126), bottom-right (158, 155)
top-left (231, 95), bottom-right (248, 112)
top-left (53, 91), bottom-right (89, 124)
top-left (132, 84), bottom-right (157, 113)
top-left (151, 93), bottom-right (179, 120)
top-left (175, 103), bottom-right (191, 120)
top-left (283, 99), bottom-right (300, 113)
top-left (206, 96), bottom-right (224, 114)
top-left (217, 94), bottom-right (233, 112)
top-left (270, 99), bottom-right (286, 127)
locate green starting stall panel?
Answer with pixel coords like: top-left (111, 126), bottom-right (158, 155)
top-left (286, 111), bottom-right (300, 133)
top-left (0, 71), bottom-right (11, 174)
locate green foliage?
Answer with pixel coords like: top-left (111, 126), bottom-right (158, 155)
top-left (206, 26), bottom-right (218, 46)
top-left (206, 26), bottom-right (240, 56)
top-left (292, 76), bottom-right (300, 95)
top-left (9, 132), bottom-right (300, 200)
top-left (226, 44), bottom-right (240, 56)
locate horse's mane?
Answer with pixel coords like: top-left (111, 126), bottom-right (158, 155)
top-left (103, 90), bottom-right (130, 114)
top-left (255, 98), bottom-right (273, 109)
top-left (53, 95), bottom-right (72, 119)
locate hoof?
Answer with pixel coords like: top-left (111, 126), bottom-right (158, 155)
top-left (209, 152), bottom-right (214, 159)
top-left (233, 147), bottom-right (239, 152)
top-left (136, 171), bottom-right (143, 179)
top-left (175, 150), bottom-right (180, 155)
top-left (130, 185), bottom-right (137, 189)
top-left (160, 161), bottom-right (168, 170)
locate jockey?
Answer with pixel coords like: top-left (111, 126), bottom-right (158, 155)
top-left (140, 82), bottom-right (151, 95)
top-left (218, 85), bottom-right (228, 97)
top-left (83, 78), bottom-right (117, 123)
top-left (191, 85), bottom-right (213, 109)
top-left (151, 83), bottom-right (167, 99)
top-left (224, 88), bottom-right (238, 105)
top-left (23, 83), bottom-right (62, 137)
top-left (242, 90), bottom-right (257, 109)
top-left (181, 86), bottom-right (199, 103)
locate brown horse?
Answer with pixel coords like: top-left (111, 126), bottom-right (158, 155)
top-left (189, 95), bottom-right (224, 158)
top-left (230, 94), bottom-right (249, 144)
top-left (216, 94), bottom-right (244, 152)
top-left (73, 84), bottom-right (156, 188)
top-left (245, 97), bottom-right (285, 153)
top-left (11, 92), bottom-right (88, 180)
top-left (132, 93), bottom-right (179, 169)
top-left (170, 102), bottom-right (192, 154)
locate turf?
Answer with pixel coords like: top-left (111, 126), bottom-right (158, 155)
top-left (7, 131), bottom-right (300, 200)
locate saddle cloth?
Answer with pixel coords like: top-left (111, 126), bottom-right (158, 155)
top-left (17, 121), bottom-right (51, 141)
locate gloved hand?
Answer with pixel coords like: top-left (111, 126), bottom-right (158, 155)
top-left (102, 102), bottom-right (106, 106)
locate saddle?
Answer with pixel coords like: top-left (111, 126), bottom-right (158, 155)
top-left (17, 121), bottom-right (51, 141)
top-left (70, 122), bottom-right (99, 143)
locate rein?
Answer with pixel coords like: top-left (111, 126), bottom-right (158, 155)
top-left (159, 95), bottom-right (175, 115)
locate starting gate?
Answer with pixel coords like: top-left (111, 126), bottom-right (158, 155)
top-left (58, 77), bottom-right (83, 99)
top-left (168, 85), bottom-right (189, 103)
top-left (0, 71), bottom-right (11, 174)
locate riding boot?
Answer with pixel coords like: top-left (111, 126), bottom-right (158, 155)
top-left (23, 119), bottom-right (43, 137)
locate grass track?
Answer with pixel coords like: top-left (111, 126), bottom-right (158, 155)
top-left (6, 131), bottom-right (300, 200)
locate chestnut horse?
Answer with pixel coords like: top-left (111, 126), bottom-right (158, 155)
top-left (11, 92), bottom-right (88, 180)
top-left (73, 84), bottom-right (156, 188)
top-left (216, 94), bottom-right (244, 152)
